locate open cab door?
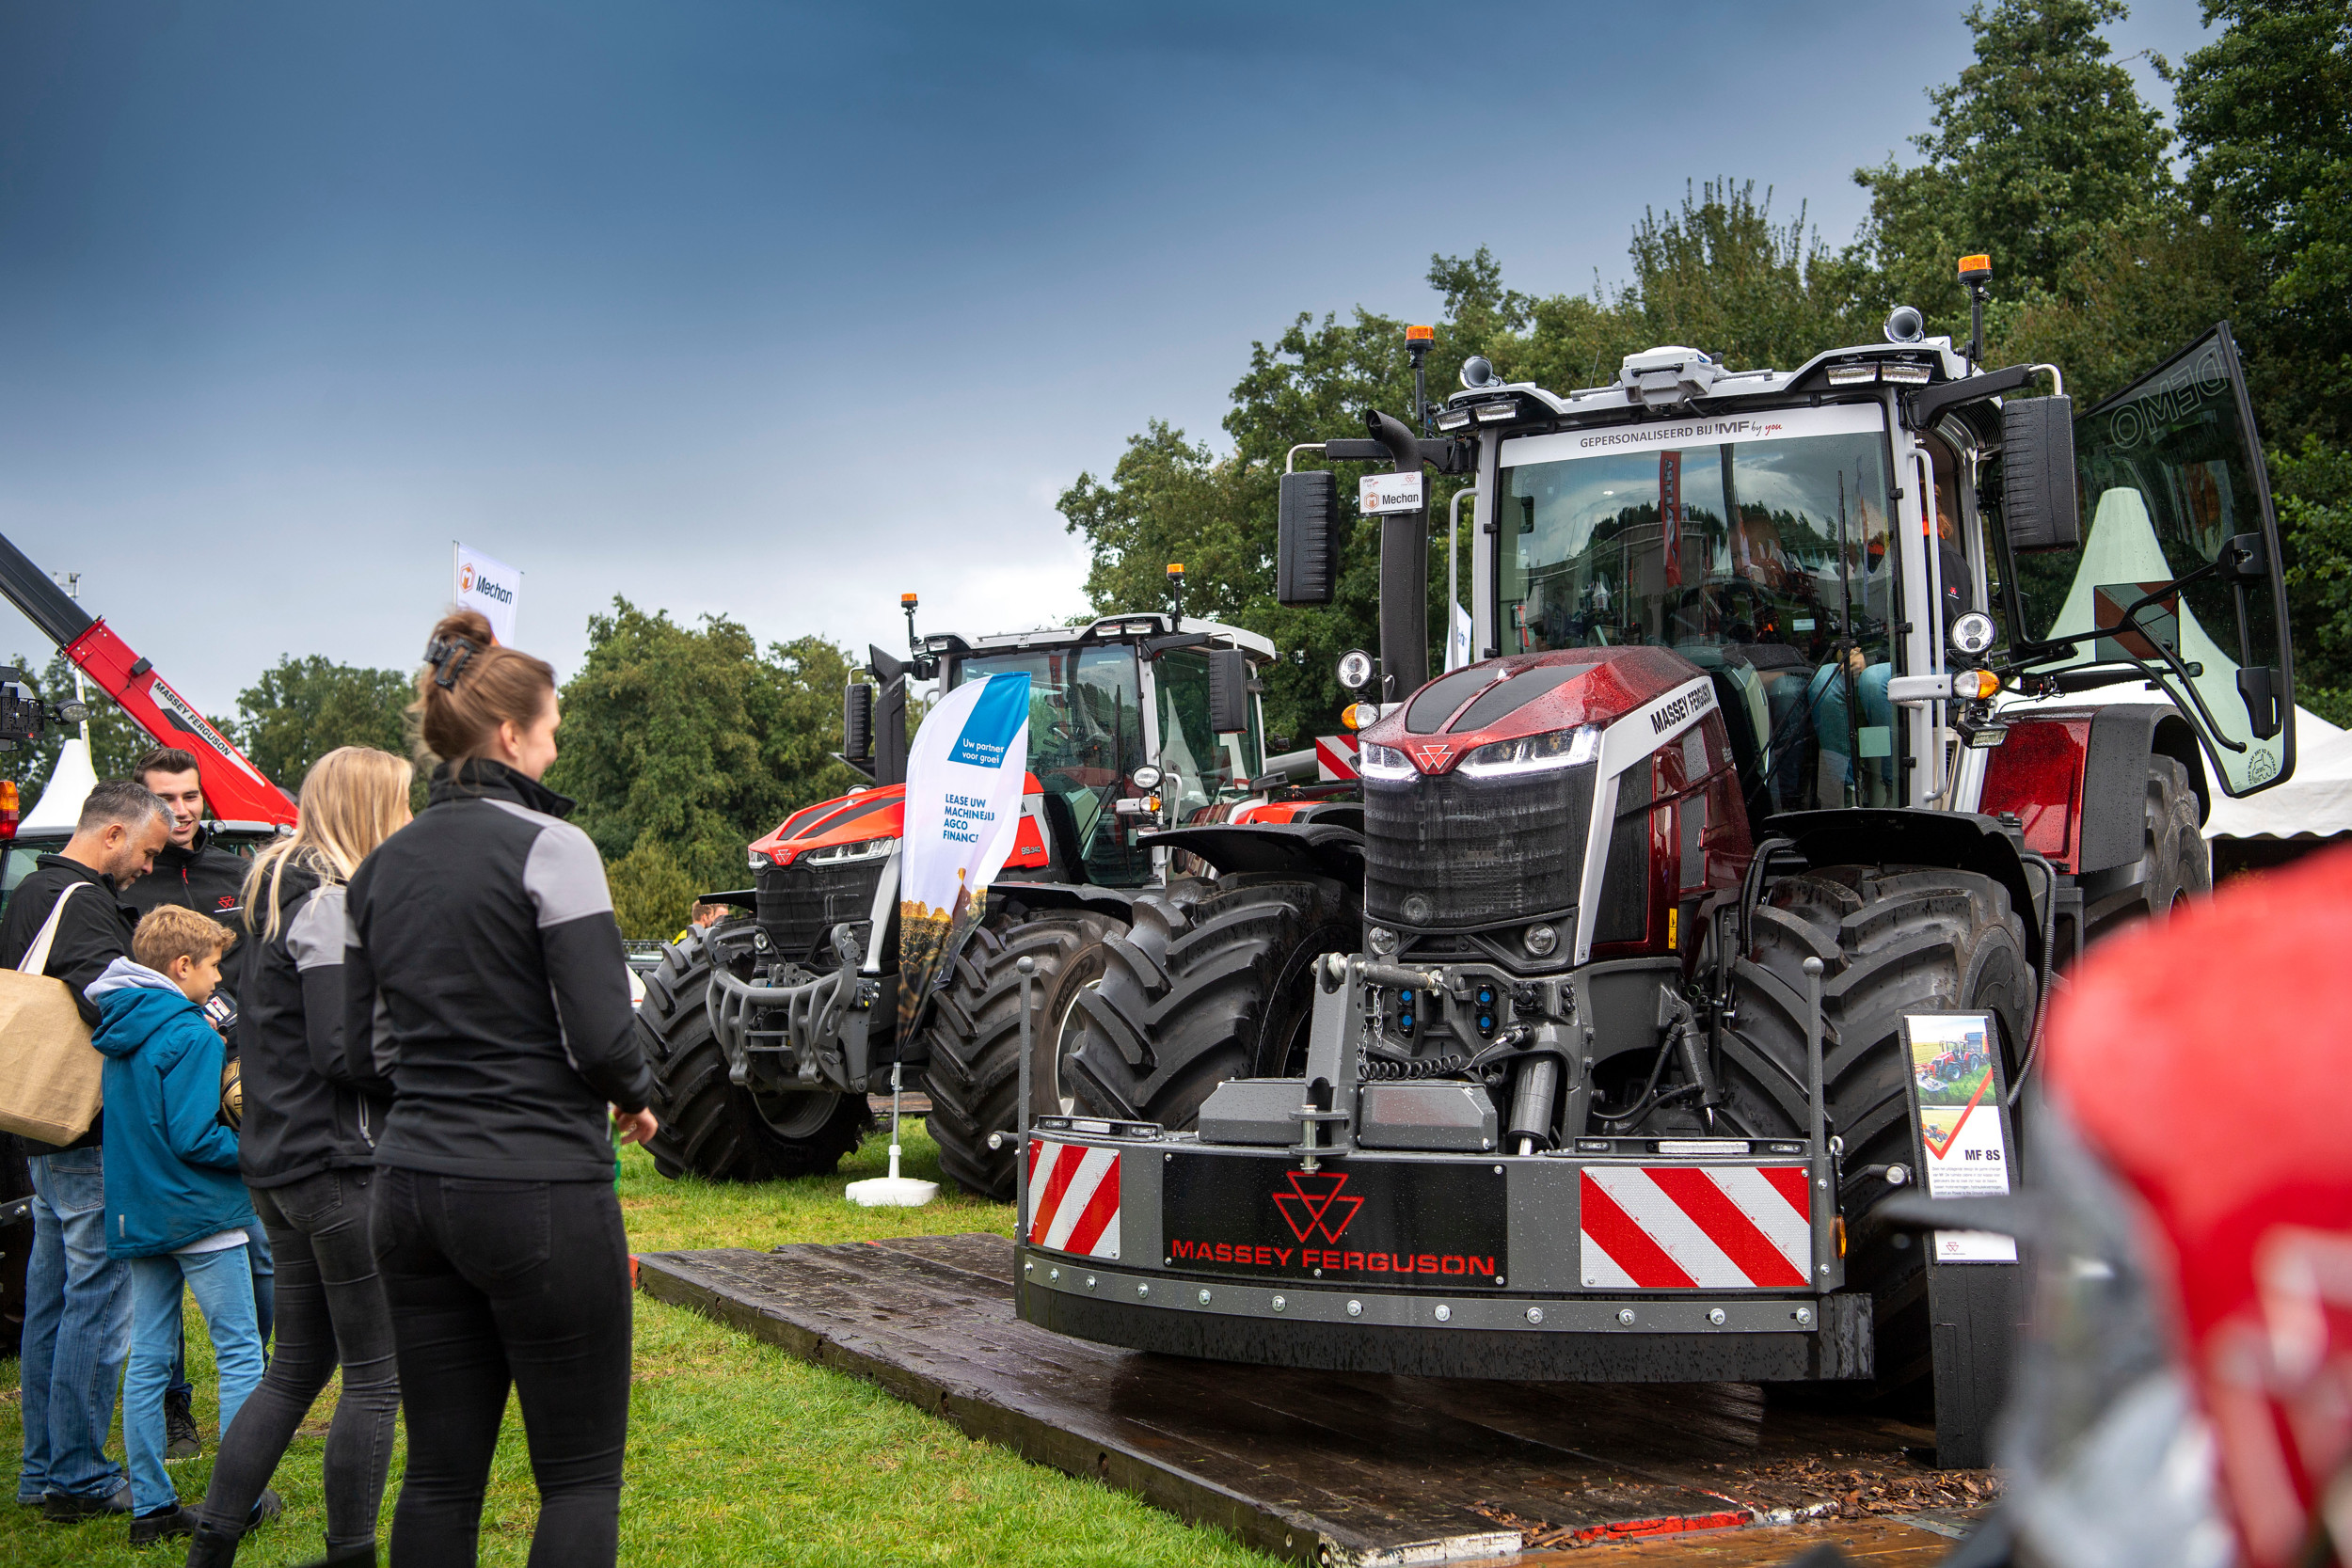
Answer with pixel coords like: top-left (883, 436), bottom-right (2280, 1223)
top-left (2000, 325), bottom-right (2296, 796)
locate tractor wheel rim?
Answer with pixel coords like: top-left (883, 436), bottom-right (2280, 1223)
top-left (751, 1087), bottom-right (840, 1139)
top-left (1051, 980), bottom-right (1097, 1117)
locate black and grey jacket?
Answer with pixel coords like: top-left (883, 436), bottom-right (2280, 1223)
top-left (236, 860), bottom-right (391, 1188)
top-left (343, 759), bottom-right (653, 1182)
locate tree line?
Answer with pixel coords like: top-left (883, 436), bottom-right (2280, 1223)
top-left (1061, 0), bottom-right (2352, 741)
top-left (9, 0), bottom-right (2344, 934)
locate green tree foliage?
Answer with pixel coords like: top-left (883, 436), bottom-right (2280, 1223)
top-left (547, 598), bottom-right (859, 935)
top-left (2176, 0), bottom-right (2352, 439)
top-left (1851, 0), bottom-right (2176, 339)
top-left (232, 656), bottom-right (414, 798)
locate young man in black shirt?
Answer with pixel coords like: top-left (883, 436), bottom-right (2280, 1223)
top-left (2, 780), bottom-right (167, 1522)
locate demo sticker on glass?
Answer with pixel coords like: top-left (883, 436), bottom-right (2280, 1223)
top-left (1359, 471), bottom-right (1423, 515)
top-left (1900, 1011), bottom-right (2017, 1264)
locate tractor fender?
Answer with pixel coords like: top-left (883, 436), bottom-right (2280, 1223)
top-left (987, 880), bottom-right (1143, 923)
top-left (1763, 808), bottom-right (2042, 973)
top-left (2080, 705), bottom-right (2208, 870)
top-left (1137, 821), bottom-right (1365, 887)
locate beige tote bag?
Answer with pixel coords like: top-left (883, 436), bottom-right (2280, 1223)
top-left (0, 882), bottom-right (104, 1146)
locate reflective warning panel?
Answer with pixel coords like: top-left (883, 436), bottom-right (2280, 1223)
top-left (1578, 1165), bottom-right (1810, 1290)
top-left (1026, 1140), bottom-right (1121, 1261)
top-left (1162, 1151), bottom-right (1509, 1289)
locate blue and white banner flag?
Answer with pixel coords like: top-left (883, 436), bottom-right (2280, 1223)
top-left (897, 673), bottom-right (1030, 1037)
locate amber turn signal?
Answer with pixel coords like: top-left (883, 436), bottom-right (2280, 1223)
top-left (1342, 703), bottom-right (1379, 731)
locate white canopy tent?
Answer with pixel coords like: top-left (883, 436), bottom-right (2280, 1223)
top-left (18, 736), bottom-right (97, 835)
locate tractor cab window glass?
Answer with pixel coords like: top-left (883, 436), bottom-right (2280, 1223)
top-left (955, 645), bottom-right (1151, 885)
top-left (1928, 436), bottom-right (1981, 632)
top-left (1994, 326), bottom-right (2292, 794)
top-left (1496, 411), bottom-right (1899, 813)
top-left (1152, 648), bottom-right (1263, 817)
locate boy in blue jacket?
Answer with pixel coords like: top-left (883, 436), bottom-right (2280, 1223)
top-left (91, 905), bottom-right (268, 1547)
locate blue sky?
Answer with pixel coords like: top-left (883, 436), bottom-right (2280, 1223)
top-left (0, 0), bottom-right (2213, 716)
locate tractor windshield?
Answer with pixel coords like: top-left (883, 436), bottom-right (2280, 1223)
top-left (956, 644), bottom-right (1152, 884)
top-left (1497, 404), bottom-right (1898, 813)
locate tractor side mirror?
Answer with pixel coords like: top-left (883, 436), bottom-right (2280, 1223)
top-left (1278, 470), bottom-right (1341, 606)
top-left (1207, 648), bottom-right (1252, 735)
top-left (2001, 396), bottom-right (2080, 552)
top-left (842, 681), bottom-right (874, 771)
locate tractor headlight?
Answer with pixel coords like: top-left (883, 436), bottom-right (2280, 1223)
top-left (1523, 923), bottom-right (1560, 958)
top-left (1367, 926), bottom-right (1398, 956)
top-left (1359, 742), bottom-right (1414, 780)
top-left (1457, 725), bottom-right (1600, 778)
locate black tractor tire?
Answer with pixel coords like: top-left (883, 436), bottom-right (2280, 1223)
top-left (920, 909), bottom-right (1131, 1201)
top-left (2083, 756), bottom-right (2210, 946)
top-left (638, 922), bottom-right (872, 1183)
top-left (1057, 876), bottom-right (1359, 1131)
top-left (1710, 864), bottom-right (2036, 1406)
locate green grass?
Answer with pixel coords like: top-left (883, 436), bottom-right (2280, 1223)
top-left (3, 1121), bottom-right (1280, 1566)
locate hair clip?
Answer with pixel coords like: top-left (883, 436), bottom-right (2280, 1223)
top-left (423, 634), bottom-right (478, 689)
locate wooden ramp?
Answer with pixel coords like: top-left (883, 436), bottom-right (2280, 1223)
top-left (634, 1236), bottom-right (1983, 1567)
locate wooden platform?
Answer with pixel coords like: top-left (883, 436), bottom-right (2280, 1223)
top-left (634, 1236), bottom-right (1988, 1567)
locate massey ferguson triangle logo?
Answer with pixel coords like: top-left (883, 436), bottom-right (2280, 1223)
top-left (1272, 1171), bottom-right (1362, 1244)
top-left (1411, 741), bottom-right (1455, 770)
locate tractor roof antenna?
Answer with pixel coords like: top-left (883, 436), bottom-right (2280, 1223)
top-left (1166, 562), bottom-right (1185, 626)
top-left (901, 592), bottom-right (920, 655)
top-left (1406, 325), bottom-right (1435, 435)
top-left (1959, 254), bottom-right (1993, 372)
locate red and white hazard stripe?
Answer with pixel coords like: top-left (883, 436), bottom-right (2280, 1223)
top-left (1315, 735), bottom-right (1359, 782)
top-left (1025, 1139), bottom-right (1121, 1260)
top-left (1580, 1165), bottom-right (1810, 1290)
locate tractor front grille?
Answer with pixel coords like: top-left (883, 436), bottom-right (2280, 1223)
top-left (755, 848), bottom-right (891, 965)
top-left (1364, 762), bottom-right (1596, 930)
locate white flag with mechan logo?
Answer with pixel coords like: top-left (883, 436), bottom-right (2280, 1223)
top-left (452, 542), bottom-right (522, 645)
top-left (896, 673), bottom-right (1031, 1037)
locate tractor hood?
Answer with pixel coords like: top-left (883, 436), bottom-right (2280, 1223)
top-left (1358, 647), bottom-right (1706, 776)
top-left (750, 774), bottom-right (1056, 876)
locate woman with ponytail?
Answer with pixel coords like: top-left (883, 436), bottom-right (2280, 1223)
top-left (188, 747), bottom-right (413, 1568)
top-left (342, 610), bottom-right (656, 1568)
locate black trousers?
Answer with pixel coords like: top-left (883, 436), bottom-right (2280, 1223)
top-left (201, 1166), bottom-right (400, 1548)
top-left (373, 1168), bottom-right (633, 1568)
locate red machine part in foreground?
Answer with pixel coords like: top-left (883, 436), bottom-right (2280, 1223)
top-left (0, 530), bottom-right (294, 828)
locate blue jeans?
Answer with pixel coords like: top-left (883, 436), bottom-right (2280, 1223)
top-left (16, 1148), bottom-right (130, 1504)
top-left (125, 1244), bottom-right (264, 1515)
top-left (169, 1221), bottom-right (277, 1402)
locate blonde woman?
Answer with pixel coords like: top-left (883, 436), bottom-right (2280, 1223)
top-left (188, 747), bottom-right (413, 1568)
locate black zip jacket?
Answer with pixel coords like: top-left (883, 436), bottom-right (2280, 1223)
top-left (0, 855), bottom-right (138, 1151)
top-left (343, 759), bottom-right (653, 1181)
top-left (236, 860), bottom-right (392, 1188)
top-left (120, 826), bottom-right (247, 926)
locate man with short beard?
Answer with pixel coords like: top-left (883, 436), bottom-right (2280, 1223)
top-left (1, 780), bottom-right (168, 1523)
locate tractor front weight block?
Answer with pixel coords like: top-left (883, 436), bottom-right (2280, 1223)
top-left (1015, 1122), bottom-right (1873, 1385)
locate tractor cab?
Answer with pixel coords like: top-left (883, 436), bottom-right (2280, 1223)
top-left (931, 612), bottom-right (1278, 888)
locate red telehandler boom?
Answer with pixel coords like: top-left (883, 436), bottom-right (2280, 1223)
top-left (0, 530), bottom-right (294, 827)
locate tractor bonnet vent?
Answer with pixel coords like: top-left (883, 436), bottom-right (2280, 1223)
top-left (1451, 662), bottom-right (1590, 732)
top-left (1404, 667), bottom-right (1501, 734)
